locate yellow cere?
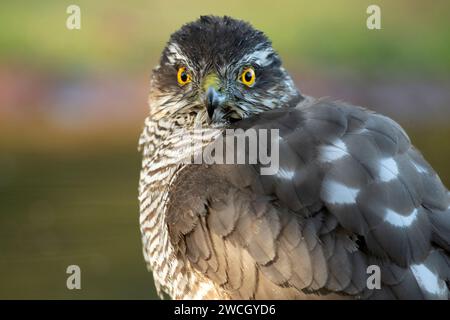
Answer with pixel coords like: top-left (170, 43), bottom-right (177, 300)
top-left (202, 73), bottom-right (220, 92)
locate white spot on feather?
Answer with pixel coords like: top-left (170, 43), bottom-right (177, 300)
top-left (412, 161), bottom-right (428, 174)
top-left (276, 168), bottom-right (295, 180)
top-left (411, 264), bottom-right (447, 297)
top-left (252, 48), bottom-right (273, 66)
top-left (240, 47), bottom-right (274, 67)
top-left (358, 128), bottom-right (369, 134)
top-left (384, 208), bottom-right (418, 227)
top-left (378, 158), bottom-right (399, 182)
top-left (319, 139), bottom-right (348, 163)
top-left (166, 43), bottom-right (184, 64)
top-left (322, 180), bottom-right (359, 205)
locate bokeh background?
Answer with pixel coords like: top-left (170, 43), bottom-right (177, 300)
top-left (0, 0), bottom-right (449, 299)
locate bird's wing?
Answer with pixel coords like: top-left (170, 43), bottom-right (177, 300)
top-left (166, 99), bottom-right (450, 299)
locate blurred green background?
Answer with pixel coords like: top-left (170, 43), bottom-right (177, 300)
top-left (0, 0), bottom-right (449, 299)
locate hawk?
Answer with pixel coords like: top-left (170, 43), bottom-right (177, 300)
top-left (138, 16), bottom-right (450, 300)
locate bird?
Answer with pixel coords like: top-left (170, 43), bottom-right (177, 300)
top-left (138, 15), bottom-right (450, 300)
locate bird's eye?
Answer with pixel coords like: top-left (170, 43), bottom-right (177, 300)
top-left (177, 67), bottom-right (191, 86)
top-left (240, 67), bottom-right (256, 87)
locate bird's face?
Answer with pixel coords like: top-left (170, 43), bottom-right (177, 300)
top-left (149, 16), bottom-right (301, 128)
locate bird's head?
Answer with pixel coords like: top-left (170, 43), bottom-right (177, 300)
top-left (148, 16), bottom-right (302, 128)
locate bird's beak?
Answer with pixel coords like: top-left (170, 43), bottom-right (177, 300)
top-left (203, 73), bottom-right (226, 120)
top-left (205, 87), bottom-right (225, 119)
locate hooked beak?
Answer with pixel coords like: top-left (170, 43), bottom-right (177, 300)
top-left (202, 73), bottom-right (226, 121)
top-left (205, 87), bottom-right (226, 120)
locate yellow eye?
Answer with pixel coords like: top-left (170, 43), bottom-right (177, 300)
top-left (177, 67), bottom-right (191, 85)
top-left (240, 67), bottom-right (256, 87)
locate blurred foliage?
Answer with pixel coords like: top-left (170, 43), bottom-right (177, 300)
top-left (0, 0), bottom-right (449, 75)
top-left (0, 143), bottom-right (157, 299)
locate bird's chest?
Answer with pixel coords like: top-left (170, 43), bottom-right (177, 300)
top-left (139, 119), bottom-right (227, 299)
top-left (138, 147), bottom-right (206, 299)
top-left (139, 150), bottom-right (183, 294)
